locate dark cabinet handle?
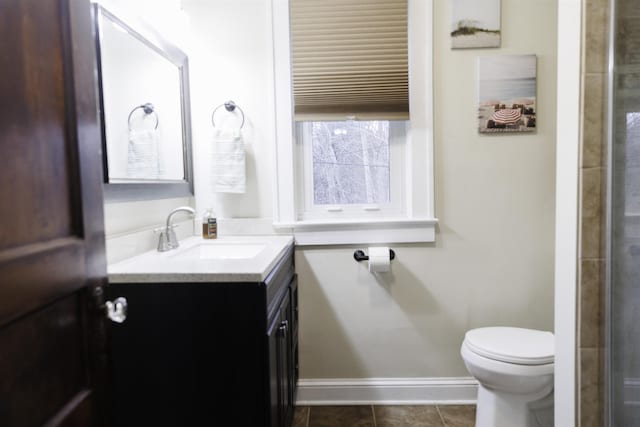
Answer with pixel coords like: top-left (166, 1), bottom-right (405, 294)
top-left (279, 320), bottom-right (288, 337)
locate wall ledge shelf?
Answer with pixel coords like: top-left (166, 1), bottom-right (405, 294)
top-left (274, 218), bottom-right (438, 246)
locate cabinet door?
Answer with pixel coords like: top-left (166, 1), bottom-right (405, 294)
top-left (267, 289), bottom-right (293, 427)
top-left (278, 292), bottom-right (292, 427)
top-left (109, 283), bottom-right (196, 426)
top-left (288, 276), bottom-right (299, 409)
top-left (267, 309), bottom-right (282, 427)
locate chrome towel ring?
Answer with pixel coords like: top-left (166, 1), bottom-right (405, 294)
top-left (211, 100), bottom-right (245, 129)
top-left (127, 103), bottom-right (159, 131)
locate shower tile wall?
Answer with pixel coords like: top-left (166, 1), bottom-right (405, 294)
top-left (579, 0), bottom-right (610, 426)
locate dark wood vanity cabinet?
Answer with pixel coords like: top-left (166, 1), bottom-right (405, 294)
top-left (108, 246), bottom-right (298, 427)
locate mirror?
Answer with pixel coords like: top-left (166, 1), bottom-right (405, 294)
top-left (93, 4), bottom-right (193, 201)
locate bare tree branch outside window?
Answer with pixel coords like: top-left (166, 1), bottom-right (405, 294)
top-left (310, 121), bottom-right (390, 205)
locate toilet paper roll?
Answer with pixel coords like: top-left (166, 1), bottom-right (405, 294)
top-left (368, 246), bottom-right (391, 273)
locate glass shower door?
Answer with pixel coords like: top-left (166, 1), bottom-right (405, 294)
top-left (609, 0), bottom-right (640, 425)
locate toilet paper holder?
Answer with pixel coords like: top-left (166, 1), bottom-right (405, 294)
top-left (353, 249), bottom-right (395, 262)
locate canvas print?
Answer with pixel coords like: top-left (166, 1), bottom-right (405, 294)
top-left (451, 0), bottom-right (501, 49)
top-left (478, 55), bottom-right (537, 134)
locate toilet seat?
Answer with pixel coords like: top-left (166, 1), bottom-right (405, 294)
top-left (464, 327), bottom-right (554, 365)
top-left (461, 341), bottom-right (554, 379)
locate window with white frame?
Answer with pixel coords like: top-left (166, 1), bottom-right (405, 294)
top-left (271, 0), bottom-right (436, 245)
top-left (296, 120), bottom-right (406, 220)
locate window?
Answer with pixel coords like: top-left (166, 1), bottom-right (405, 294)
top-left (271, 0), bottom-right (436, 245)
top-left (305, 121), bottom-right (393, 206)
top-left (297, 120), bottom-right (405, 220)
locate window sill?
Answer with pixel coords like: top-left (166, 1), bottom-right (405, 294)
top-left (273, 218), bottom-right (437, 246)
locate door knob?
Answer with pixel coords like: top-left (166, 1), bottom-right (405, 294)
top-left (106, 297), bottom-right (128, 323)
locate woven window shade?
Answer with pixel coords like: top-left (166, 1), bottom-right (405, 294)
top-left (290, 0), bottom-right (409, 121)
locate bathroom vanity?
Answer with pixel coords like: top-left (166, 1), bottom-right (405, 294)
top-left (107, 236), bottom-right (297, 427)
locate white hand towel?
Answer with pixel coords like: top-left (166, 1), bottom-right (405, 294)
top-left (212, 128), bottom-right (245, 193)
top-left (127, 129), bottom-right (161, 179)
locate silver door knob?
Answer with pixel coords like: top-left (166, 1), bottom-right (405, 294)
top-left (106, 297), bottom-right (128, 323)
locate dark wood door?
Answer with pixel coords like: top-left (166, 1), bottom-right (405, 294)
top-left (0, 0), bottom-right (109, 426)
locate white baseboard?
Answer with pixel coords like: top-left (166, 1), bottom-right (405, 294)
top-left (296, 377), bottom-right (478, 406)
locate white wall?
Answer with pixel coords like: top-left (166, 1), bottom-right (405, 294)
top-left (185, 0), bottom-right (275, 219)
top-left (183, 0), bottom-right (558, 384)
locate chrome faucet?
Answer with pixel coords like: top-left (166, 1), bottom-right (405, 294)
top-left (157, 206), bottom-right (196, 252)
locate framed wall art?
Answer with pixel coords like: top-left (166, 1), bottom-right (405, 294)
top-left (451, 0), bottom-right (501, 49)
top-left (478, 55), bottom-right (537, 134)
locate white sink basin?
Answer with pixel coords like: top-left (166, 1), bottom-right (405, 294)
top-left (171, 242), bottom-right (267, 260)
top-left (107, 235), bottom-right (294, 283)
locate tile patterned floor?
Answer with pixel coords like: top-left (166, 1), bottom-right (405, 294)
top-left (293, 405), bottom-right (476, 427)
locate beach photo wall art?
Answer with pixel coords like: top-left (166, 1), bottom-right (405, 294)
top-left (478, 55), bottom-right (537, 134)
top-left (451, 0), bottom-right (501, 49)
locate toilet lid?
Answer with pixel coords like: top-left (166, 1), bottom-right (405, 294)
top-left (464, 327), bottom-right (554, 365)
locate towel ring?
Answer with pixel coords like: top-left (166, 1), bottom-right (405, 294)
top-left (128, 103), bottom-right (159, 131)
top-left (211, 100), bottom-right (245, 129)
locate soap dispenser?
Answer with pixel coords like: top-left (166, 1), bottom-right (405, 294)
top-left (202, 209), bottom-right (212, 239)
top-left (208, 210), bottom-right (218, 239)
top-left (201, 209), bottom-right (217, 239)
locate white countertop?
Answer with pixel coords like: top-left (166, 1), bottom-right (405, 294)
top-left (108, 235), bottom-right (294, 283)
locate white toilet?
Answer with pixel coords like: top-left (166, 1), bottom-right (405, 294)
top-left (460, 327), bottom-right (554, 427)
